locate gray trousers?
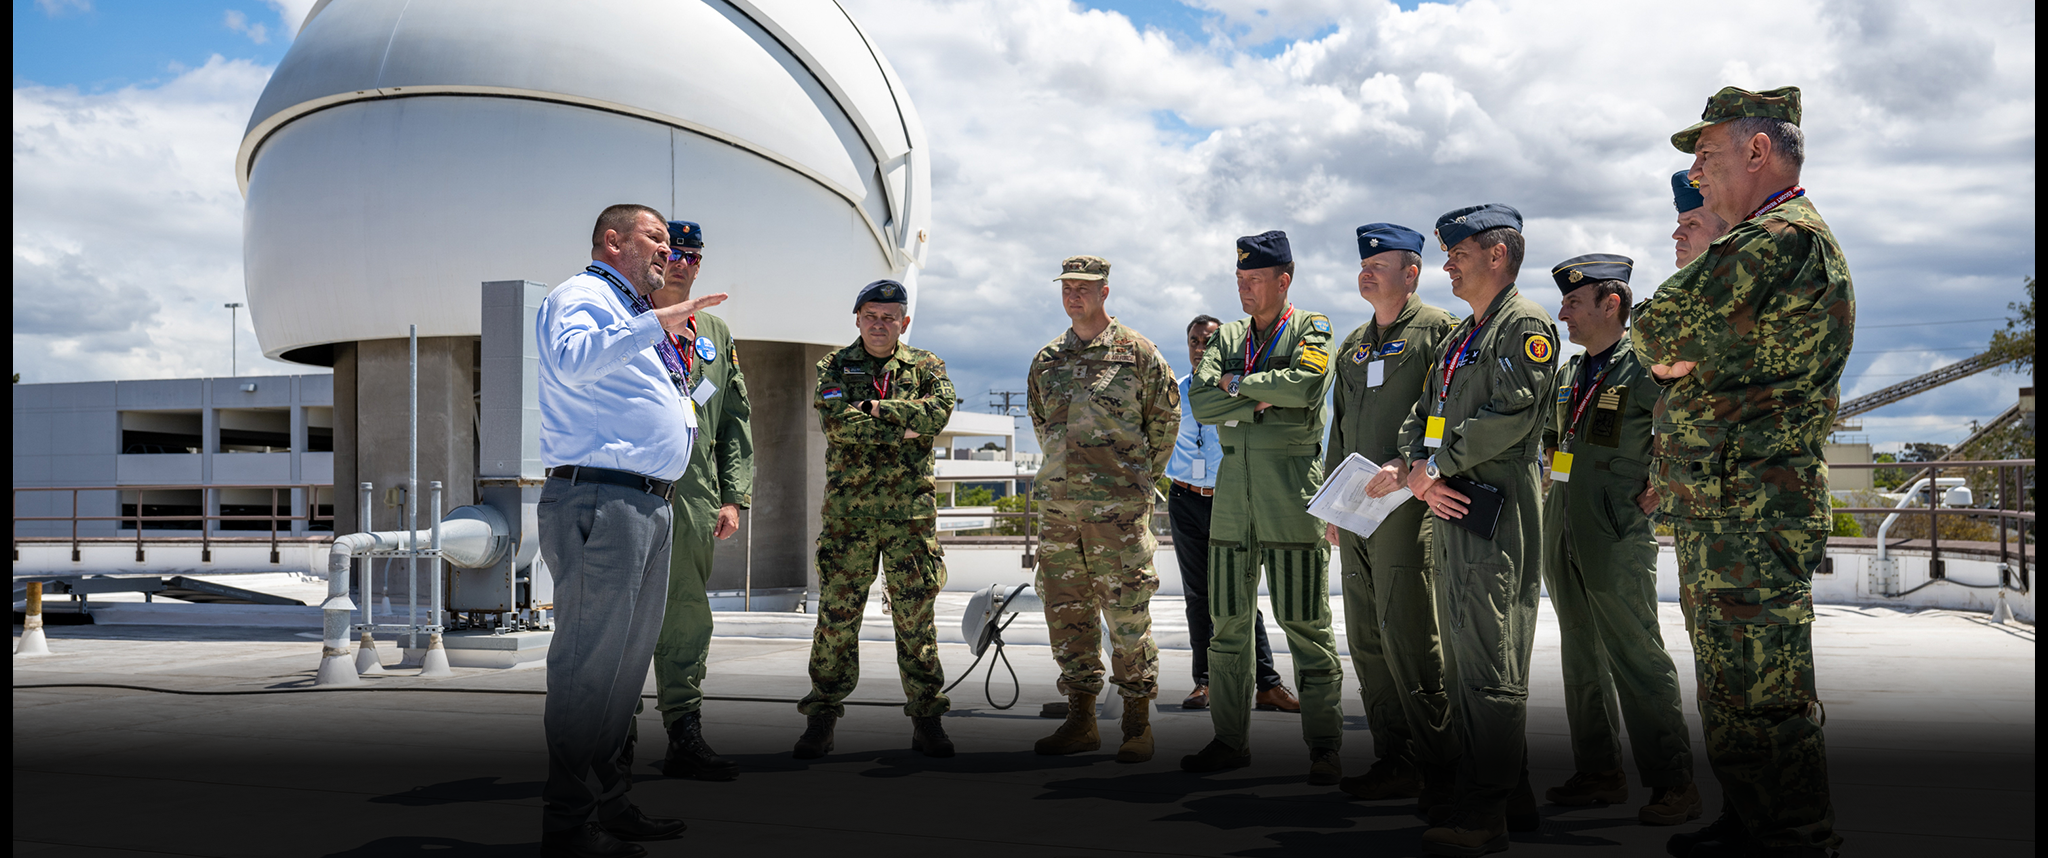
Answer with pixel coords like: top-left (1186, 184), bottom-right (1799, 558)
top-left (539, 477), bottom-right (674, 833)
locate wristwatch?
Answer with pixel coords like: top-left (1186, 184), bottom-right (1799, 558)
top-left (1424, 455), bottom-right (1441, 480)
top-left (1225, 375), bottom-right (1242, 397)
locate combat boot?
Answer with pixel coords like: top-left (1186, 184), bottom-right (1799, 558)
top-left (1665, 799), bottom-right (1747, 857)
top-left (1420, 808), bottom-right (1509, 857)
top-left (662, 712), bottom-right (739, 781)
top-left (1307, 747), bottom-right (1343, 785)
top-left (910, 715), bottom-right (955, 757)
top-left (1415, 764), bottom-right (1456, 821)
top-left (1546, 768), bottom-right (1627, 806)
top-left (1341, 754), bottom-right (1422, 800)
top-left (1638, 780), bottom-right (1703, 826)
top-left (791, 711), bottom-right (836, 759)
top-left (1115, 698), bottom-right (1154, 763)
top-left (1179, 737), bottom-right (1251, 772)
top-left (1034, 692), bottom-right (1101, 755)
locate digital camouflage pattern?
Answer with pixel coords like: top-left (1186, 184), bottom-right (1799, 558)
top-left (1675, 528), bottom-right (1837, 849)
top-left (1631, 195), bottom-right (1854, 534)
top-left (1670, 85), bottom-right (1803, 154)
top-left (813, 339), bottom-right (959, 520)
top-left (1036, 502), bottom-right (1161, 700)
top-left (797, 516), bottom-right (950, 719)
top-left (1027, 319), bottom-right (1181, 503)
top-left (1538, 338), bottom-right (1693, 787)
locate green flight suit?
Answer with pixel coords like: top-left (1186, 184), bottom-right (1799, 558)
top-left (651, 311), bottom-right (754, 730)
top-left (1190, 306), bottom-right (1343, 753)
top-left (1327, 294), bottom-right (1458, 770)
top-left (1537, 337), bottom-right (1692, 787)
top-left (1397, 285), bottom-right (1559, 819)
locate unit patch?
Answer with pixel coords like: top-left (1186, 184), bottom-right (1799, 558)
top-left (1556, 385), bottom-right (1572, 404)
top-left (1352, 346), bottom-right (1373, 364)
top-left (1379, 339), bottom-right (1407, 357)
top-left (1308, 315), bottom-right (1331, 334)
top-left (1523, 334), bottom-right (1555, 363)
top-left (694, 336), bottom-right (717, 363)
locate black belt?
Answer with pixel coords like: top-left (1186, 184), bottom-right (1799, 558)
top-left (547, 465), bottom-right (674, 501)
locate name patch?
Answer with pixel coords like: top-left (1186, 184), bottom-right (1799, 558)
top-left (1379, 339), bottom-right (1407, 357)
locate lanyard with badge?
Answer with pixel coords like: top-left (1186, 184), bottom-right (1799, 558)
top-left (1244, 305), bottom-right (1295, 374)
top-left (1548, 357), bottom-right (1612, 483)
top-left (1424, 290), bottom-right (1510, 448)
top-left (589, 265), bottom-right (700, 440)
top-left (666, 314), bottom-right (722, 408)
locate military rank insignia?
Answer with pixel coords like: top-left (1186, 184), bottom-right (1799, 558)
top-left (1308, 316), bottom-right (1331, 334)
top-left (1589, 385), bottom-right (1624, 446)
top-left (1523, 334), bottom-right (1554, 363)
top-left (1300, 344), bottom-right (1330, 373)
top-left (1379, 339), bottom-right (1406, 357)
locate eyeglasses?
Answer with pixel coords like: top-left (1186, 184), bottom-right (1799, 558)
top-left (666, 248), bottom-right (702, 265)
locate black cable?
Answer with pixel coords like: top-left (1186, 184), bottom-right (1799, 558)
top-left (9, 682), bottom-right (907, 706)
top-left (939, 611), bottom-right (1023, 709)
top-left (1891, 577), bottom-right (2006, 597)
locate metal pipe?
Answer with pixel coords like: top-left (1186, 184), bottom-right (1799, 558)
top-left (15, 581), bottom-right (50, 656)
top-left (408, 324), bottom-right (419, 650)
top-left (430, 481), bottom-right (443, 632)
top-left (744, 507), bottom-right (753, 612)
top-left (1876, 477), bottom-right (1968, 561)
top-left (360, 482), bottom-right (373, 627)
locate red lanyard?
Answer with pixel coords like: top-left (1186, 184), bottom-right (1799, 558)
top-left (669, 315), bottom-right (698, 373)
top-left (1561, 361), bottom-right (1613, 448)
top-left (872, 369), bottom-right (893, 400)
top-left (1244, 305), bottom-right (1294, 372)
top-left (1436, 292), bottom-right (1509, 413)
top-left (1750, 186), bottom-right (1805, 220)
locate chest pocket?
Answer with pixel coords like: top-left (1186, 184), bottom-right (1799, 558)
top-left (1587, 385), bottom-right (1625, 447)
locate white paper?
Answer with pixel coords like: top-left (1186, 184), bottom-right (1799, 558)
top-left (1192, 457), bottom-right (1206, 480)
top-left (1306, 452), bottom-right (1414, 539)
top-left (691, 378), bottom-right (717, 406)
top-left (1367, 360), bottom-right (1385, 388)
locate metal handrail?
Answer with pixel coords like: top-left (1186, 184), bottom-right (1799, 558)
top-left (13, 483), bottom-right (333, 564)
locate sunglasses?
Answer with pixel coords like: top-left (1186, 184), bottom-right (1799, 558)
top-left (666, 248), bottom-right (702, 265)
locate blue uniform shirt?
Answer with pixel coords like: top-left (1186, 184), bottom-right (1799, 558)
top-left (536, 261), bottom-right (695, 482)
top-left (1165, 375), bottom-right (1222, 487)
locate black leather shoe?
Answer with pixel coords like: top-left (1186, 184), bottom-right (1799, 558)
top-left (911, 714), bottom-right (955, 757)
top-left (663, 712), bottom-right (740, 781)
top-left (599, 806), bottom-right (687, 842)
top-left (542, 822), bottom-right (646, 858)
top-left (793, 711), bottom-right (836, 759)
top-left (1179, 738), bottom-right (1252, 772)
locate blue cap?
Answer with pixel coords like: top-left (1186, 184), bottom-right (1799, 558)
top-left (1236, 231), bottom-right (1292, 270)
top-left (1356, 223), bottom-right (1425, 260)
top-left (853, 279), bottom-right (908, 312)
top-left (1671, 171), bottom-right (1705, 213)
top-left (667, 220), bottom-right (704, 248)
top-left (1433, 204), bottom-right (1523, 252)
top-left (1550, 253), bottom-right (1634, 293)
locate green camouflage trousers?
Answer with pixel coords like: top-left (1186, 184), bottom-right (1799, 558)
top-left (651, 495), bottom-right (718, 731)
top-left (1036, 501), bottom-right (1160, 700)
top-left (1208, 540), bottom-right (1345, 752)
top-left (1676, 528), bottom-right (1839, 850)
top-left (798, 516), bottom-right (950, 719)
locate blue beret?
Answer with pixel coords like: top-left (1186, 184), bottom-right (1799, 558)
top-left (1356, 223), bottom-right (1425, 260)
top-left (667, 220), bottom-right (704, 248)
top-left (853, 278), bottom-right (908, 312)
top-left (1551, 254), bottom-right (1634, 293)
top-left (1671, 171), bottom-right (1704, 213)
top-left (1236, 230), bottom-right (1292, 270)
top-left (1433, 204), bottom-right (1523, 252)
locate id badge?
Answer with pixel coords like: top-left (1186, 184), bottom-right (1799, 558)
top-left (682, 398), bottom-right (700, 430)
top-left (1423, 415), bottom-right (1446, 448)
top-left (1366, 360), bottom-right (1385, 388)
top-left (1192, 458), bottom-right (1206, 480)
top-left (1550, 450), bottom-right (1574, 483)
top-left (691, 378), bottom-right (717, 406)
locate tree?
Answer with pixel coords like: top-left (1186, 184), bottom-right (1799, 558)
top-left (1987, 275), bottom-right (2035, 377)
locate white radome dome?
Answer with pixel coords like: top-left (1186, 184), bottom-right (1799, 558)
top-left (241, 0), bottom-right (931, 363)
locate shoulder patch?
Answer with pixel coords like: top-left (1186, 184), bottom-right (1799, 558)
top-left (1308, 315), bottom-right (1331, 334)
top-left (1379, 339), bottom-right (1407, 357)
top-left (1522, 333), bottom-right (1554, 364)
top-left (821, 385), bottom-right (845, 400)
top-left (1351, 345), bottom-right (1373, 364)
top-left (1299, 343), bottom-right (1330, 374)
top-left (1557, 385), bottom-right (1571, 403)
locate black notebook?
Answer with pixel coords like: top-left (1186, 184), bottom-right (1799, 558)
top-left (1439, 474), bottom-right (1504, 540)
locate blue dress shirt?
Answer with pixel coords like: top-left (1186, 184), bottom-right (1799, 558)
top-left (536, 261), bottom-right (695, 482)
top-left (1165, 375), bottom-right (1222, 488)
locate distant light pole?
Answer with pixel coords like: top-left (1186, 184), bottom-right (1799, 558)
top-left (224, 302), bottom-right (244, 377)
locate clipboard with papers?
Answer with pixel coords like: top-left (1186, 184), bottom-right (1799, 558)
top-left (1306, 453), bottom-right (1415, 539)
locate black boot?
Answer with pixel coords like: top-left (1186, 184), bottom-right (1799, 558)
top-left (792, 711), bottom-right (836, 759)
top-left (1667, 799), bottom-right (1748, 857)
top-left (663, 712), bottom-right (740, 781)
top-left (911, 715), bottom-right (955, 757)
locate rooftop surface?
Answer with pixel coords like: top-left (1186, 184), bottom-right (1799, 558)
top-left (12, 597), bottom-right (2036, 857)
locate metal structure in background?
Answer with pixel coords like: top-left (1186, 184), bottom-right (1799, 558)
top-left (1831, 459), bottom-right (2035, 599)
top-left (12, 483), bottom-right (332, 564)
top-left (1835, 351), bottom-right (2021, 424)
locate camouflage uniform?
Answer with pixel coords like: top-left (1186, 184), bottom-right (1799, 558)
top-left (1327, 294), bottom-right (1459, 771)
top-left (1189, 306), bottom-right (1345, 752)
top-left (798, 339), bottom-right (959, 719)
top-left (1538, 337), bottom-right (1693, 787)
top-left (1633, 191), bottom-right (1852, 850)
top-left (1397, 284), bottom-right (1559, 820)
top-left (1026, 319), bottom-right (1181, 701)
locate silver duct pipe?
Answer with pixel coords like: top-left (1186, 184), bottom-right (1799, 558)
top-left (313, 504), bottom-right (511, 686)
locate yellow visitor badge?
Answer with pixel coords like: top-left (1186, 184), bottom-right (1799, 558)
top-left (1424, 416), bottom-right (1446, 448)
top-left (1550, 450), bottom-right (1574, 482)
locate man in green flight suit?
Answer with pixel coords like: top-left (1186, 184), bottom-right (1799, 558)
top-left (1374, 204), bottom-right (1557, 856)
top-left (1325, 223), bottom-right (1460, 809)
top-left (1026, 254), bottom-right (1182, 764)
top-left (642, 220), bottom-right (754, 782)
top-left (1536, 254), bottom-right (1700, 825)
top-left (1182, 230), bottom-right (1347, 786)
top-left (1641, 85), bottom-right (1850, 858)
top-left (793, 279), bottom-right (960, 760)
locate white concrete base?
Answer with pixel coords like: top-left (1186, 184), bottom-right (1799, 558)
top-left (14, 627), bottom-right (51, 656)
top-left (437, 629), bottom-right (553, 670)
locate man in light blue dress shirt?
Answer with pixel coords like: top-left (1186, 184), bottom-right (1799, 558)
top-left (1165, 314), bottom-right (1293, 713)
top-left (535, 204), bottom-right (727, 858)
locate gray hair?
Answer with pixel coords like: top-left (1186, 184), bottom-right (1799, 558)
top-left (1727, 116), bottom-right (1805, 171)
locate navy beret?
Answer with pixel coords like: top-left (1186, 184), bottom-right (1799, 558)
top-left (1433, 204), bottom-right (1523, 252)
top-left (667, 220), bottom-right (704, 248)
top-left (1671, 171), bottom-right (1704, 213)
top-left (853, 278), bottom-right (908, 312)
top-left (1551, 253), bottom-right (1634, 293)
top-left (1236, 230), bottom-right (1292, 270)
top-left (1356, 223), bottom-right (1425, 260)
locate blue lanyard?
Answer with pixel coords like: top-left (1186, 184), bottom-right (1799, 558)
top-left (587, 265), bottom-right (689, 390)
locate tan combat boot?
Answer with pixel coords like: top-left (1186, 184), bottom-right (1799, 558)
top-left (1638, 780), bottom-right (1703, 825)
top-left (1034, 692), bottom-right (1100, 755)
top-left (1115, 698), bottom-right (1154, 762)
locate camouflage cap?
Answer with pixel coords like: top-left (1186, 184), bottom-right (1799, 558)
top-left (1670, 86), bottom-right (1802, 154)
top-left (1054, 255), bottom-right (1110, 282)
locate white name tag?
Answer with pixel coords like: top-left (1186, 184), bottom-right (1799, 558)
top-left (682, 399), bottom-right (699, 429)
top-left (1366, 360), bottom-right (1385, 388)
top-left (691, 378), bottom-right (717, 406)
top-left (1192, 458), bottom-right (1206, 480)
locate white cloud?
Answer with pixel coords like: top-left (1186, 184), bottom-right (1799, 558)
top-left (262, 0), bottom-right (319, 38)
top-left (34, 0), bottom-right (91, 16)
top-left (224, 10), bottom-right (269, 45)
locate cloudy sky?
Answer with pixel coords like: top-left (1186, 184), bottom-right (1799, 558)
top-left (11, 0), bottom-right (2037, 452)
